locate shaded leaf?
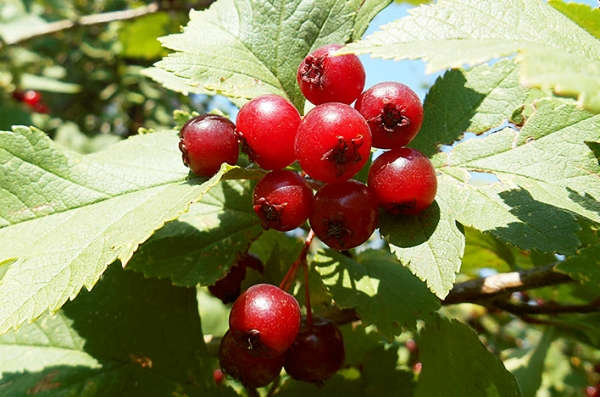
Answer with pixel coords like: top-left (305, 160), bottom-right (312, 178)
top-left (0, 264), bottom-right (232, 396)
top-left (415, 317), bottom-right (521, 397)
top-left (127, 179), bottom-right (264, 287)
top-left (555, 244), bottom-right (600, 291)
top-left (314, 249), bottom-right (440, 338)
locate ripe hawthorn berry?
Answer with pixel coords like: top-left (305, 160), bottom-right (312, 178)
top-left (355, 82), bottom-right (424, 149)
top-left (218, 330), bottom-right (285, 388)
top-left (229, 283), bottom-right (301, 358)
top-left (297, 44), bottom-right (365, 105)
top-left (367, 148), bottom-right (437, 215)
top-left (295, 103), bottom-right (371, 184)
top-left (236, 94), bottom-right (301, 170)
top-left (178, 114), bottom-right (239, 177)
top-left (284, 317), bottom-right (345, 383)
top-left (253, 170), bottom-right (314, 231)
top-left (208, 253), bottom-right (264, 304)
top-left (309, 180), bottom-right (379, 250)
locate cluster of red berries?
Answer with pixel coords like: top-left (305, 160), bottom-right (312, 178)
top-left (218, 283), bottom-right (345, 388)
top-left (12, 90), bottom-right (49, 114)
top-left (179, 43), bottom-right (439, 388)
top-left (179, 43), bottom-right (438, 252)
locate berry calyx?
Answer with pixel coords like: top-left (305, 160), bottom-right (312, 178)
top-left (253, 170), bottom-right (314, 231)
top-left (208, 253), bottom-right (264, 304)
top-left (229, 283), bottom-right (301, 358)
top-left (297, 44), bottom-right (365, 105)
top-left (355, 82), bottom-right (424, 149)
top-left (218, 330), bottom-right (285, 388)
top-left (367, 148), bottom-right (437, 215)
top-left (295, 103), bottom-right (371, 184)
top-left (284, 316), bottom-right (345, 383)
top-left (236, 94), bottom-right (301, 170)
top-left (178, 114), bottom-right (239, 177)
top-left (309, 180), bottom-right (379, 250)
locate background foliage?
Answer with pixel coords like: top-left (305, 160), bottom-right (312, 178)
top-left (1, 0), bottom-right (599, 396)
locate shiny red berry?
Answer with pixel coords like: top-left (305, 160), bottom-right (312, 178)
top-left (229, 283), bottom-right (301, 358)
top-left (355, 82), bottom-right (423, 149)
top-left (295, 103), bottom-right (371, 184)
top-left (309, 180), bottom-right (379, 250)
top-left (367, 148), bottom-right (437, 215)
top-left (297, 44), bottom-right (365, 105)
top-left (178, 114), bottom-right (239, 177)
top-left (253, 170), bottom-right (314, 231)
top-left (236, 94), bottom-right (301, 170)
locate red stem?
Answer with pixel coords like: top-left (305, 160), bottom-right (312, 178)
top-left (279, 230), bottom-right (315, 293)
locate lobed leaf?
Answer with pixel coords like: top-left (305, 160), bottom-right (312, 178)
top-left (127, 179), bottom-right (264, 287)
top-left (155, 0), bottom-right (392, 110)
top-left (314, 249), bottom-right (440, 338)
top-left (436, 100), bottom-right (600, 254)
top-left (413, 59), bottom-right (534, 156)
top-left (0, 127), bottom-right (239, 334)
top-left (346, 0), bottom-right (600, 113)
top-left (379, 195), bottom-right (465, 299)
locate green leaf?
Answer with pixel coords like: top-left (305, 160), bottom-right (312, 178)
top-left (155, 0), bottom-right (391, 110)
top-left (436, 100), bottom-right (600, 254)
top-left (346, 0), bottom-right (600, 113)
top-left (461, 228), bottom-right (515, 276)
top-left (413, 59), bottom-right (534, 156)
top-left (0, 264), bottom-right (230, 396)
top-left (505, 327), bottom-right (555, 397)
top-left (21, 73), bottom-right (81, 94)
top-left (0, 127), bottom-right (244, 334)
top-left (415, 318), bottom-right (521, 397)
top-left (379, 195), bottom-right (465, 299)
top-left (549, 1), bottom-right (600, 39)
top-left (314, 249), bottom-right (440, 338)
top-left (555, 244), bottom-right (600, 291)
top-left (127, 179), bottom-right (264, 287)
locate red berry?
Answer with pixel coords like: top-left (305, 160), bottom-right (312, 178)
top-left (309, 180), bottom-right (379, 250)
top-left (218, 330), bottom-right (284, 388)
top-left (284, 317), bottom-right (345, 383)
top-left (178, 114), bottom-right (239, 177)
top-left (297, 44), bottom-right (365, 105)
top-left (367, 148), bottom-right (437, 215)
top-left (208, 253), bottom-right (264, 304)
top-left (354, 82), bottom-right (423, 149)
top-left (253, 170), bottom-right (314, 231)
top-left (22, 90), bottom-right (42, 107)
top-left (229, 283), bottom-right (301, 358)
top-left (213, 368), bottom-right (225, 386)
top-left (295, 103), bottom-right (371, 184)
top-left (236, 94), bottom-right (301, 170)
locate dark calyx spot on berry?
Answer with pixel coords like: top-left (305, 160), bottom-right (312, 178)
top-left (178, 141), bottom-right (190, 166)
top-left (254, 197), bottom-right (287, 229)
top-left (390, 200), bottom-right (417, 213)
top-left (370, 102), bottom-right (409, 135)
top-left (326, 218), bottom-right (351, 248)
top-left (300, 55), bottom-right (326, 87)
top-left (322, 135), bottom-right (364, 177)
top-left (238, 132), bottom-right (258, 163)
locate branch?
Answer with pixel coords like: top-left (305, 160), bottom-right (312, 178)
top-left (442, 264), bottom-right (573, 305)
top-left (2, 3), bottom-right (161, 47)
top-left (493, 300), bottom-right (600, 316)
